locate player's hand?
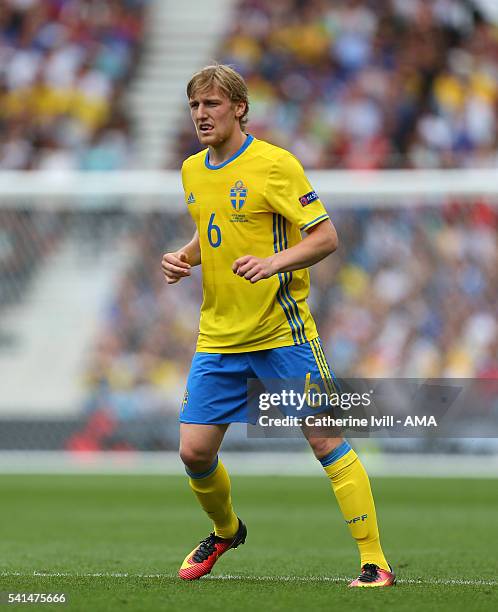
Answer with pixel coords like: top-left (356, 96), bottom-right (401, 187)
top-left (161, 251), bottom-right (191, 284)
top-left (232, 255), bottom-right (276, 283)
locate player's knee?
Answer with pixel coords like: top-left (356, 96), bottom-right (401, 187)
top-left (179, 446), bottom-right (216, 472)
top-left (307, 437), bottom-right (340, 459)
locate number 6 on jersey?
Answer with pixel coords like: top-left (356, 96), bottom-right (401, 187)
top-left (208, 213), bottom-right (222, 248)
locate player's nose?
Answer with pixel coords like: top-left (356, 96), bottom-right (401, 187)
top-left (197, 103), bottom-right (208, 118)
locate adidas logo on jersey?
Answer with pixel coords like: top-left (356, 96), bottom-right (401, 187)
top-left (187, 192), bottom-right (196, 204)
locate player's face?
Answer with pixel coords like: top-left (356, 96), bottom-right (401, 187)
top-left (189, 86), bottom-right (245, 147)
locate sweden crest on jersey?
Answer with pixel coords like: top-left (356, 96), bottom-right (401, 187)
top-left (230, 180), bottom-right (248, 211)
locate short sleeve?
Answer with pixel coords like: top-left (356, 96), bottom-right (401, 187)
top-left (264, 153), bottom-right (329, 231)
top-left (181, 162), bottom-right (188, 204)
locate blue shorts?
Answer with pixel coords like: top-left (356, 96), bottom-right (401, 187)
top-left (180, 338), bottom-right (338, 425)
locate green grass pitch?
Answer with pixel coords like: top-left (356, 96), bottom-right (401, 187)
top-left (0, 474), bottom-right (497, 611)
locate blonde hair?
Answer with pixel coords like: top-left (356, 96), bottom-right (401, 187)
top-left (187, 64), bottom-right (249, 130)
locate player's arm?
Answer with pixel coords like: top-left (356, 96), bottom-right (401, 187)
top-left (233, 219), bottom-right (338, 283)
top-left (161, 231), bottom-right (201, 284)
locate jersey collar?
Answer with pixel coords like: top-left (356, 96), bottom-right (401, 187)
top-left (205, 134), bottom-right (254, 170)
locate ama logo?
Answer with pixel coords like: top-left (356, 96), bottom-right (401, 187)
top-left (230, 180), bottom-right (248, 211)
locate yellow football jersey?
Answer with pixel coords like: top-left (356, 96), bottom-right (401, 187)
top-left (181, 135), bottom-right (330, 353)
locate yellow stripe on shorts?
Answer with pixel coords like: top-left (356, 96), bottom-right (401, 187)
top-left (314, 338), bottom-right (339, 395)
top-left (309, 338), bottom-right (335, 397)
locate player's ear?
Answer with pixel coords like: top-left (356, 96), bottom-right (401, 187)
top-left (234, 100), bottom-right (246, 118)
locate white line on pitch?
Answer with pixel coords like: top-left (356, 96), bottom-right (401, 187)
top-left (0, 572), bottom-right (496, 587)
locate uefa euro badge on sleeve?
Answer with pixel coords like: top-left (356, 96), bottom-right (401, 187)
top-left (299, 190), bottom-right (319, 207)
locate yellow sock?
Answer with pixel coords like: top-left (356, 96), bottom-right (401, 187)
top-left (187, 456), bottom-right (239, 539)
top-left (321, 441), bottom-right (389, 570)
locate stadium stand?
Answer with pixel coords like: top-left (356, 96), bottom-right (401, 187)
top-left (0, 1), bottom-right (496, 452)
top-left (174, 0), bottom-right (498, 170)
top-left (0, 0), bottom-right (145, 171)
top-left (0, 0), bottom-right (147, 425)
top-left (66, 0), bottom-right (497, 450)
top-left (0, 0), bottom-right (146, 343)
top-left (69, 199), bottom-right (497, 451)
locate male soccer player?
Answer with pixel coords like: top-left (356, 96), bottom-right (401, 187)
top-left (161, 64), bottom-right (395, 587)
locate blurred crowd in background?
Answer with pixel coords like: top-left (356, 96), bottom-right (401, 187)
top-left (80, 213), bottom-right (198, 424)
top-left (1, 0), bottom-right (497, 172)
top-left (0, 0), bottom-right (496, 449)
top-left (176, 0), bottom-right (498, 169)
top-left (75, 200), bottom-right (497, 448)
top-left (315, 202), bottom-right (497, 379)
top-left (0, 0), bottom-right (144, 171)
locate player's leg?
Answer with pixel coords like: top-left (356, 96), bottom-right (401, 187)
top-left (302, 427), bottom-right (394, 586)
top-left (177, 352), bottom-right (252, 580)
top-left (178, 422), bottom-right (246, 580)
top-left (252, 338), bottom-right (394, 586)
top-left (180, 422), bottom-right (239, 539)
